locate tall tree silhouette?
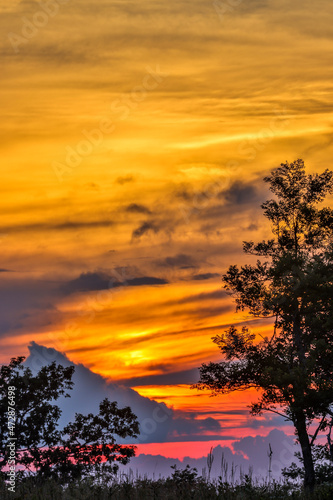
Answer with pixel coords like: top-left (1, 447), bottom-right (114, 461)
top-left (194, 159), bottom-right (333, 490)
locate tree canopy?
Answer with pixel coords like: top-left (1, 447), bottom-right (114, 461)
top-left (0, 356), bottom-right (139, 483)
top-left (194, 159), bottom-right (333, 490)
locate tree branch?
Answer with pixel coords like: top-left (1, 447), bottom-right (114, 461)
top-left (310, 415), bottom-right (326, 446)
top-left (259, 407), bottom-right (292, 421)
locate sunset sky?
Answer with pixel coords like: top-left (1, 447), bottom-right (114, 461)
top-left (1, 0), bottom-right (333, 458)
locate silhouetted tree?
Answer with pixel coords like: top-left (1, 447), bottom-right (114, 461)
top-left (0, 356), bottom-right (139, 482)
top-left (194, 160), bottom-right (333, 491)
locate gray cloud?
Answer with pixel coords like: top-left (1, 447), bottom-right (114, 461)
top-left (23, 343), bottom-right (224, 445)
top-left (61, 271), bottom-right (112, 294)
top-left (61, 271), bottom-right (168, 295)
top-left (123, 429), bottom-right (299, 480)
top-left (132, 221), bottom-right (161, 239)
top-left (0, 277), bottom-right (59, 335)
top-left (232, 429), bottom-right (298, 474)
top-left (116, 175), bottom-right (135, 185)
top-left (246, 223), bottom-right (258, 231)
top-left (192, 273), bottom-right (221, 281)
top-left (155, 253), bottom-right (198, 269)
top-left (219, 181), bottom-right (260, 205)
top-left (127, 277), bottom-right (168, 286)
top-left (119, 368), bottom-right (200, 387)
top-left (0, 220), bottom-right (113, 234)
top-left (125, 203), bottom-right (152, 214)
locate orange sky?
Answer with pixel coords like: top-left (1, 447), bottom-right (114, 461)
top-left (1, 0), bottom-right (333, 452)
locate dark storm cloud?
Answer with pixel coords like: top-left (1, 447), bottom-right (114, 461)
top-left (127, 277), bottom-right (168, 286)
top-left (132, 221), bottom-right (161, 239)
top-left (119, 368), bottom-right (200, 387)
top-left (61, 271), bottom-right (168, 295)
top-left (155, 253), bottom-right (197, 269)
top-left (192, 273), bottom-right (221, 280)
top-left (219, 181), bottom-right (260, 205)
top-left (200, 417), bottom-right (221, 431)
top-left (0, 278), bottom-right (60, 336)
top-left (0, 220), bottom-right (113, 234)
top-left (170, 178), bottom-right (268, 234)
top-left (116, 175), bottom-right (135, 185)
top-left (170, 415), bottom-right (221, 437)
top-left (125, 203), bottom-right (151, 214)
top-left (190, 180), bottom-right (267, 224)
top-left (61, 271), bottom-right (111, 294)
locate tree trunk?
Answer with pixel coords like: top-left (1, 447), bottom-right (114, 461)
top-left (294, 410), bottom-right (315, 491)
top-left (292, 308), bottom-right (315, 490)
